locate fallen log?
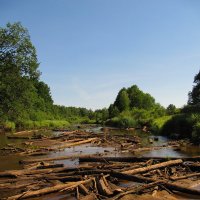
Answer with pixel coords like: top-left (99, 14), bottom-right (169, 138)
top-left (0, 168), bottom-right (53, 178)
top-left (7, 178), bottom-right (92, 200)
top-left (7, 136), bottom-right (30, 139)
top-left (20, 154), bottom-right (89, 164)
top-left (0, 165), bottom-right (104, 178)
top-left (170, 172), bottom-right (200, 181)
top-left (123, 159), bottom-right (183, 175)
top-left (107, 181), bottom-right (162, 200)
top-left (79, 156), bottom-right (147, 163)
top-left (79, 156), bottom-right (200, 163)
top-left (183, 162), bottom-right (200, 171)
top-left (78, 183), bottom-right (90, 195)
top-left (56, 137), bottom-right (98, 149)
top-left (95, 176), bottom-right (113, 196)
top-left (130, 145), bottom-right (179, 153)
top-left (37, 163), bottom-right (64, 169)
top-left (13, 130), bottom-right (41, 135)
top-left (111, 172), bottom-right (200, 196)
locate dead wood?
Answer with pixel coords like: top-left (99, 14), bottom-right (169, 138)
top-left (183, 162), bottom-right (200, 171)
top-left (80, 193), bottom-right (98, 200)
top-left (130, 145), bottom-right (178, 153)
top-left (107, 181), bottom-right (162, 200)
top-left (95, 175), bottom-right (113, 196)
top-left (78, 183), bottom-right (90, 195)
top-left (56, 137), bottom-right (98, 149)
top-left (20, 154), bottom-right (89, 164)
top-left (170, 172), bottom-right (200, 181)
top-left (13, 130), bottom-right (41, 135)
top-left (36, 163), bottom-right (64, 169)
top-left (7, 178), bottom-right (93, 200)
top-left (79, 156), bottom-right (200, 163)
top-left (7, 136), bottom-right (30, 139)
top-left (122, 159), bottom-right (183, 175)
top-left (111, 171), bottom-right (200, 196)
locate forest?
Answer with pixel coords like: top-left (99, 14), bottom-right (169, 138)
top-left (1, 22), bottom-right (200, 143)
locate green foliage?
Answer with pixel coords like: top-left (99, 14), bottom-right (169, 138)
top-left (2, 121), bottom-right (16, 131)
top-left (160, 114), bottom-right (194, 138)
top-left (108, 104), bottom-right (120, 118)
top-left (106, 84), bottom-right (166, 129)
top-left (188, 70), bottom-right (200, 105)
top-left (106, 116), bottom-right (137, 128)
top-left (0, 22), bottom-right (97, 130)
top-left (0, 22), bottom-right (41, 122)
top-left (127, 85), bottom-right (155, 110)
top-left (18, 120), bottom-right (70, 129)
top-left (166, 104), bottom-right (177, 115)
top-left (192, 122), bottom-right (200, 144)
top-left (151, 116), bottom-right (172, 134)
top-left (114, 89), bottom-right (130, 112)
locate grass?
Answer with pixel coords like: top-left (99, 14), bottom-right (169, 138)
top-left (150, 115), bottom-right (172, 134)
top-left (21, 120), bottom-right (70, 129)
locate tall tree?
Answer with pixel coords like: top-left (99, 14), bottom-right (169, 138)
top-left (127, 85), bottom-right (155, 110)
top-left (0, 22), bottom-right (40, 122)
top-left (166, 104), bottom-right (176, 115)
top-left (188, 70), bottom-right (200, 105)
top-left (114, 89), bottom-right (130, 112)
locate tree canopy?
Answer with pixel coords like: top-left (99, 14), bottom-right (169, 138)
top-left (188, 70), bottom-right (200, 105)
top-left (0, 22), bottom-right (41, 122)
top-left (0, 22), bottom-right (96, 128)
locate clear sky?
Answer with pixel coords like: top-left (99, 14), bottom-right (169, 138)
top-left (1, 0), bottom-right (200, 109)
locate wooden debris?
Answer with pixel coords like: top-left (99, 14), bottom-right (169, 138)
top-left (1, 128), bottom-right (200, 200)
top-left (123, 159), bottom-right (183, 175)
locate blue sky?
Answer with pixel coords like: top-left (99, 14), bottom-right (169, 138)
top-left (1, 0), bottom-right (200, 109)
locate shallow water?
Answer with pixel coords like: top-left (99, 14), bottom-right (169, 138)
top-left (0, 129), bottom-right (200, 172)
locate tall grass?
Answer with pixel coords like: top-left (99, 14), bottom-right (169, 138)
top-left (106, 116), bottom-right (137, 128)
top-left (151, 115), bottom-right (172, 134)
top-left (16, 120), bottom-right (70, 130)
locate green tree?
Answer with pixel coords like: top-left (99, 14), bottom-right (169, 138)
top-left (127, 85), bottom-right (155, 110)
top-left (108, 104), bottom-right (120, 118)
top-left (166, 104), bottom-right (176, 115)
top-left (0, 22), bottom-right (40, 122)
top-left (188, 70), bottom-right (200, 105)
top-left (114, 89), bottom-right (130, 112)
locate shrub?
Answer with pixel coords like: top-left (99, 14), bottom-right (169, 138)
top-left (105, 116), bottom-right (137, 128)
top-left (192, 122), bottom-right (200, 143)
top-left (160, 114), bottom-right (194, 138)
top-left (3, 121), bottom-right (16, 131)
top-left (151, 116), bottom-right (172, 134)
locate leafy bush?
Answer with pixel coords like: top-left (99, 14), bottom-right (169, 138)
top-left (192, 122), bottom-right (200, 143)
top-left (151, 115), bottom-right (172, 134)
top-left (105, 116), bottom-right (137, 128)
top-left (3, 121), bottom-right (16, 131)
top-left (16, 120), bottom-right (70, 129)
top-left (160, 114), bottom-right (194, 138)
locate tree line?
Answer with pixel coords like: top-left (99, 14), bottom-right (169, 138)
top-left (1, 22), bottom-right (200, 143)
top-left (0, 22), bottom-right (100, 130)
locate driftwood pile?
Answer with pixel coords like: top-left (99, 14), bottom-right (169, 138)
top-left (0, 155), bottom-right (200, 199)
top-left (0, 129), bottom-right (200, 199)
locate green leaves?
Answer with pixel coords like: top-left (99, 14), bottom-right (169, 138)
top-left (0, 22), bottom-right (51, 124)
top-left (188, 70), bottom-right (200, 105)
